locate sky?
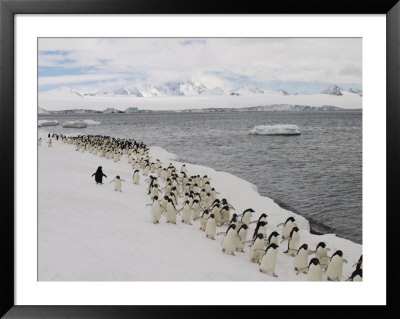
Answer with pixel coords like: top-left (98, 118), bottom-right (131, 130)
top-left (38, 38), bottom-right (362, 94)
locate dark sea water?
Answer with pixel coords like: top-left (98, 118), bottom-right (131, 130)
top-left (38, 111), bottom-right (362, 244)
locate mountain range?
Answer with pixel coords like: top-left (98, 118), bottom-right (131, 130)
top-left (41, 81), bottom-right (362, 99)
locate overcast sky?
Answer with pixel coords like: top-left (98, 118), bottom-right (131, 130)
top-left (38, 38), bottom-right (362, 94)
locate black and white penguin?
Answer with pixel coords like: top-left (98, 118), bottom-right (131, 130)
top-left (348, 268), bottom-right (362, 282)
top-left (205, 213), bottom-right (217, 239)
top-left (267, 231), bottom-right (279, 246)
top-left (109, 175), bottom-right (126, 192)
top-left (149, 196), bottom-right (162, 224)
top-left (307, 258), bottom-right (323, 281)
top-left (283, 227), bottom-right (300, 256)
top-left (259, 243), bottom-right (279, 277)
top-left (252, 221), bottom-right (267, 241)
top-left (250, 233), bottom-right (265, 263)
top-left (326, 250), bottom-right (347, 281)
top-left (221, 224), bottom-right (237, 255)
top-left (278, 217), bottom-right (297, 240)
top-left (236, 224), bottom-right (248, 252)
top-left (240, 208), bottom-right (254, 225)
top-left (91, 166), bottom-right (107, 184)
top-left (133, 169), bottom-right (140, 185)
top-left (294, 244), bottom-right (312, 274)
top-left (314, 242), bottom-right (330, 269)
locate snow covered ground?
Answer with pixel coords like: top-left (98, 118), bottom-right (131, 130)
top-left (38, 131), bottom-right (362, 281)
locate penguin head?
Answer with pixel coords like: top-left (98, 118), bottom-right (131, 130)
top-left (116, 176), bottom-right (120, 179)
top-left (257, 233), bottom-right (264, 240)
top-left (308, 258), bottom-right (320, 267)
top-left (268, 243), bottom-right (279, 250)
top-left (332, 250), bottom-right (343, 258)
top-left (298, 244), bottom-right (308, 253)
top-left (259, 213), bottom-right (267, 219)
top-left (290, 227), bottom-right (299, 237)
top-left (185, 200), bottom-right (190, 205)
top-left (243, 208), bottom-right (255, 214)
top-left (210, 214), bottom-right (215, 219)
top-left (285, 217), bottom-right (295, 224)
top-left (153, 196), bottom-right (158, 200)
top-left (268, 231), bottom-right (279, 241)
top-left (202, 209), bottom-right (209, 216)
top-left (316, 242), bottom-right (326, 249)
top-left (239, 224), bottom-right (248, 231)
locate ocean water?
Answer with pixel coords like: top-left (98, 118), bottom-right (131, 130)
top-left (38, 111), bottom-right (362, 244)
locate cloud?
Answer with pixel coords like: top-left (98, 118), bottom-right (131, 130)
top-left (38, 38), bottom-right (362, 91)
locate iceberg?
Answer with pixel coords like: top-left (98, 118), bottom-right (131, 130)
top-left (82, 119), bottom-right (101, 125)
top-left (38, 120), bottom-right (59, 127)
top-left (62, 120), bottom-right (88, 128)
top-left (249, 124), bottom-right (301, 135)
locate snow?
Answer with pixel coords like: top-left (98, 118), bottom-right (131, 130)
top-left (249, 124), bottom-right (301, 135)
top-left (38, 131), bottom-right (361, 281)
top-left (38, 120), bottom-right (59, 126)
top-left (82, 119), bottom-right (101, 125)
top-left (62, 120), bottom-right (88, 128)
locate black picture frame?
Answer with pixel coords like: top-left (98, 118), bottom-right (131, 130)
top-left (1, 0), bottom-right (398, 317)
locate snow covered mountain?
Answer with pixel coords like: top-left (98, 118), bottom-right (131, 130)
top-left (321, 84), bottom-right (344, 96)
top-left (230, 85), bottom-right (265, 95)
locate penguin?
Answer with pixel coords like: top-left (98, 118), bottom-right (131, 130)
top-left (283, 227), bottom-right (300, 256)
top-left (250, 233), bottom-right (265, 263)
top-left (347, 268), bottom-right (362, 282)
top-left (165, 198), bottom-right (177, 224)
top-left (211, 204), bottom-right (221, 222)
top-left (267, 231), bottom-right (279, 246)
top-left (252, 221), bottom-right (267, 241)
top-left (240, 208), bottom-right (254, 225)
top-left (200, 210), bottom-right (210, 231)
top-left (91, 166), bottom-right (107, 184)
top-left (109, 175), bottom-right (126, 192)
top-left (149, 196), bottom-right (162, 224)
top-left (259, 243), bottom-right (279, 277)
top-left (236, 224), bottom-right (248, 252)
top-left (47, 139), bottom-right (52, 147)
top-left (278, 217), bottom-right (297, 240)
top-left (293, 244), bottom-right (312, 274)
top-left (180, 200), bottom-right (192, 225)
top-left (205, 214), bottom-right (217, 240)
top-left (191, 199), bottom-right (201, 221)
top-left (307, 258), bottom-right (323, 281)
top-left (221, 224), bottom-right (237, 255)
top-left (133, 170), bottom-right (140, 185)
top-left (250, 213), bottom-right (267, 225)
top-left (220, 205), bottom-right (231, 224)
top-left (326, 250), bottom-right (347, 281)
top-left (38, 137), bottom-right (42, 146)
top-left (353, 255), bottom-right (362, 270)
top-left (314, 242), bottom-right (331, 269)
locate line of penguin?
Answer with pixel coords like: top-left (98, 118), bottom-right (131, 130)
top-left (42, 132), bottom-right (362, 282)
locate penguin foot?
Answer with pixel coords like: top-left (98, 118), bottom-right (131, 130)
top-left (259, 269), bottom-right (263, 273)
top-left (231, 252), bottom-right (235, 256)
top-left (212, 237), bottom-right (215, 240)
top-left (222, 249), bottom-right (225, 253)
top-left (273, 273), bottom-right (278, 278)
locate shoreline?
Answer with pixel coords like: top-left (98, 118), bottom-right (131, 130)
top-left (38, 129), bottom-right (362, 281)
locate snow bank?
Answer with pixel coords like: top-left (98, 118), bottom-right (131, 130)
top-left (62, 120), bottom-right (88, 128)
top-left (249, 124), bottom-right (301, 135)
top-left (38, 120), bottom-right (59, 127)
top-left (38, 131), bottom-right (361, 281)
